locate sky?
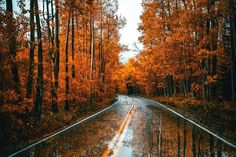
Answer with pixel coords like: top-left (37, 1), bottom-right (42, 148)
top-left (117, 0), bottom-right (143, 63)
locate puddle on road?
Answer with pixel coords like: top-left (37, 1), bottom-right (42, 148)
top-left (112, 127), bottom-right (133, 157)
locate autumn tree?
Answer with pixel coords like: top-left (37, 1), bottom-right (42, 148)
top-left (34, 0), bottom-right (43, 116)
top-left (6, 0), bottom-right (21, 100)
top-left (0, 0), bottom-right (123, 117)
top-left (123, 0), bottom-right (233, 102)
top-left (26, 0), bottom-right (35, 99)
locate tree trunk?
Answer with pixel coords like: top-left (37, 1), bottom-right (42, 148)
top-left (85, 20), bottom-right (88, 54)
top-left (71, 11), bottom-right (76, 106)
top-left (44, 0), bottom-right (57, 112)
top-left (89, 7), bottom-right (95, 107)
top-left (230, 15), bottom-right (236, 103)
top-left (52, 0), bottom-right (60, 112)
top-left (6, 0), bottom-right (21, 99)
top-left (99, 0), bottom-right (104, 94)
top-left (26, 0), bottom-right (35, 99)
top-left (50, 0), bottom-right (55, 41)
top-left (72, 12), bottom-right (75, 78)
top-left (64, 12), bottom-right (71, 112)
top-left (230, 0), bottom-right (236, 103)
top-left (35, 0), bottom-right (43, 116)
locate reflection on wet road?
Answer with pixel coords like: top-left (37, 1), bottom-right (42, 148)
top-left (113, 97), bottom-right (236, 157)
top-left (10, 95), bottom-right (236, 157)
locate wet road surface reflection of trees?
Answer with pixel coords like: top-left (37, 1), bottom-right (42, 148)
top-left (115, 97), bottom-right (236, 157)
top-left (12, 95), bottom-right (132, 157)
top-left (11, 96), bottom-right (236, 157)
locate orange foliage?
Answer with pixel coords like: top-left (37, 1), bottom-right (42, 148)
top-left (118, 0), bottom-right (231, 100)
top-left (0, 0), bottom-right (124, 114)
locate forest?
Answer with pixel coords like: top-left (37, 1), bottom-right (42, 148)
top-left (0, 0), bottom-right (124, 114)
top-left (118, 0), bottom-right (236, 103)
top-left (0, 0), bottom-right (236, 156)
top-left (0, 0), bottom-right (125, 154)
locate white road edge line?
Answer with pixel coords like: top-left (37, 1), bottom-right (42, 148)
top-left (8, 96), bottom-right (121, 157)
top-left (137, 96), bottom-right (236, 149)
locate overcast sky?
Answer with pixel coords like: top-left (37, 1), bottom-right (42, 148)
top-left (118, 0), bottom-right (143, 63)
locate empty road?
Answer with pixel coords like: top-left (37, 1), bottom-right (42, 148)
top-left (8, 95), bottom-right (236, 157)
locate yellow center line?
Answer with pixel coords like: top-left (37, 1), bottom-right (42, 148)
top-left (102, 100), bottom-right (134, 157)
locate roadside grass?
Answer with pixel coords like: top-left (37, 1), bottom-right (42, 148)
top-left (0, 96), bottom-right (117, 156)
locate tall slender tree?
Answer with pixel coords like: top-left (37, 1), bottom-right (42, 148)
top-left (72, 12), bottom-right (75, 79)
top-left (6, 0), bottom-right (21, 99)
top-left (230, 0), bottom-right (236, 103)
top-left (52, 0), bottom-right (60, 112)
top-left (43, 0), bottom-right (57, 111)
top-left (26, 0), bottom-right (35, 99)
top-left (35, 0), bottom-right (43, 116)
top-left (64, 12), bottom-right (71, 111)
top-left (89, 1), bottom-right (95, 106)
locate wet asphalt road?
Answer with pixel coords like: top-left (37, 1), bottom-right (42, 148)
top-left (8, 95), bottom-right (236, 157)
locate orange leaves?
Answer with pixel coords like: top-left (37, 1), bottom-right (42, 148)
top-left (0, 90), bottom-right (19, 104)
top-left (131, 0), bottom-right (232, 97)
top-left (196, 49), bottom-right (212, 59)
top-left (191, 82), bottom-right (202, 92)
top-left (205, 75), bottom-right (218, 85)
top-left (63, 113), bottom-right (73, 122)
top-left (0, 102), bottom-right (33, 114)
